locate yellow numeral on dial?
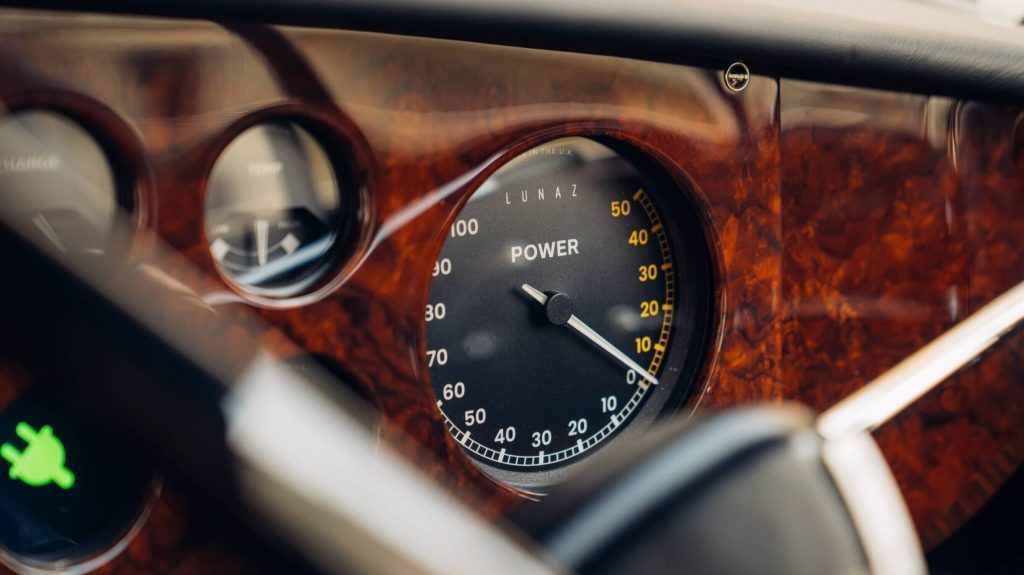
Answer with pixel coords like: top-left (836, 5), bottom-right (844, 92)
top-left (635, 336), bottom-right (652, 353)
top-left (638, 264), bottom-right (658, 282)
top-left (628, 229), bottom-right (649, 246)
top-left (610, 200), bottom-right (631, 217)
top-left (640, 300), bottom-right (660, 318)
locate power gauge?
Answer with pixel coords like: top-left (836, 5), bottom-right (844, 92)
top-left (426, 137), bottom-right (713, 489)
top-left (204, 120), bottom-right (355, 297)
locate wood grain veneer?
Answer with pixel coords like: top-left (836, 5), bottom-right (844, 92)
top-left (0, 9), bottom-right (1021, 572)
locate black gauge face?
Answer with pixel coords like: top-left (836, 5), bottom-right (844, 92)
top-left (426, 137), bottom-right (710, 487)
top-left (204, 121), bottom-right (347, 297)
top-left (0, 111), bottom-right (122, 254)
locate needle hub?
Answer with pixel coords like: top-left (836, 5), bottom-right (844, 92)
top-left (544, 292), bottom-right (573, 326)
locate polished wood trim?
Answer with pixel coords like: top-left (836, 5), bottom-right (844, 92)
top-left (779, 83), bottom-right (1024, 547)
top-left (0, 10), bottom-right (1021, 571)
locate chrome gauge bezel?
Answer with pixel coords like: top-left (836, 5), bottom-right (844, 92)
top-left (200, 110), bottom-right (366, 304)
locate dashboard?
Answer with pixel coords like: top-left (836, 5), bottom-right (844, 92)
top-left (0, 5), bottom-right (1022, 574)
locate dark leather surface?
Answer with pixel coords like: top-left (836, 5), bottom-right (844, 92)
top-left (515, 406), bottom-right (871, 575)
top-left (2, 0), bottom-right (1023, 102)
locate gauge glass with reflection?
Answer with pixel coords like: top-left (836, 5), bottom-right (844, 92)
top-left (204, 121), bottom-right (346, 297)
top-left (426, 137), bottom-right (711, 488)
top-left (0, 111), bottom-right (122, 254)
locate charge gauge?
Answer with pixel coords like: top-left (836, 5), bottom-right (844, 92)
top-left (204, 120), bottom-right (357, 298)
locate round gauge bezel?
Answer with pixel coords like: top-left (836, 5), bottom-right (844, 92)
top-left (198, 105), bottom-right (372, 307)
top-left (0, 478), bottom-right (162, 575)
top-left (0, 89), bottom-right (153, 262)
top-left (422, 132), bottom-right (716, 491)
top-left (0, 379), bottom-right (163, 575)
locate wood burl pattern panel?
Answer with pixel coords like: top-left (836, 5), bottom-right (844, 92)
top-left (780, 82), bottom-right (1024, 547)
top-left (0, 8), bottom-right (1021, 572)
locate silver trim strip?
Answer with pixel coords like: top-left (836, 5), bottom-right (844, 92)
top-left (821, 433), bottom-right (926, 575)
top-left (818, 279), bottom-right (1024, 440)
top-left (225, 354), bottom-right (560, 575)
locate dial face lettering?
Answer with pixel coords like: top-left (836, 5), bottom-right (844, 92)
top-left (425, 303), bottom-right (447, 322)
top-left (509, 239), bottom-right (580, 263)
top-left (433, 258), bottom-right (452, 276)
top-left (440, 382), bottom-right (465, 400)
top-left (427, 137), bottom-right (698, 480)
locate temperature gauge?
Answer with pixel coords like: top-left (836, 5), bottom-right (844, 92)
top-left (204, 120), bottom-right (352, 297)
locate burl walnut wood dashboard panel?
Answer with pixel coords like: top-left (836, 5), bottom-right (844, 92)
top-left (0, 8), bottom-right (1021, 572)
top-left (780, 85), bottom-right (1024, 546)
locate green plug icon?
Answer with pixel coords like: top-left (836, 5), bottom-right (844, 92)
top-left (1, 422), bottom-right (76, 490)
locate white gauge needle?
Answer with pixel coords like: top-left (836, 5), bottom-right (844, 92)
top-left (255, 218), bottom-right (270, 266)
top-left (31, 213), bottom-right (68, 253)
top-left (520, 283), bottom-right (659, 386)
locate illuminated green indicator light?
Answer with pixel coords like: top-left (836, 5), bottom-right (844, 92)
top-left (1, 422), bottom-right (76, 490)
